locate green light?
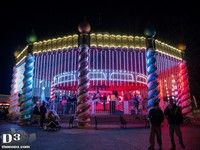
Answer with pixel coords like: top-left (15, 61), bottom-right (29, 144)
top-left (26, 32), bottom-right (37, 44)
top-left (144, 26), bottom-right (156, 38)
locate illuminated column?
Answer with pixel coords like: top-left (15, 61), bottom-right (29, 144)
top-left (9, 66), bottom-right (20, 117)
top-left (19, 50), bottom-right (35, 121)
top-left (144, 27), bottom-right (160, 108)
top-left (50, 81), bottom-right (56, 101)
top-left (76, 21), bottom-right (91, 128)
top-left (164, 80), bottom-right (170, 100)
top-left (178, 60), bottom-right (192, 116)
top-left (171, 75), bottom-right (178, 102)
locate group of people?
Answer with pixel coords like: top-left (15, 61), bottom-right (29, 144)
top-left (90, 90), bottom-right (120, 114)
top-left (31, 93), bottom-right (186, 148)
top-left (32, 102), bottom-right (60, 130)
top-left (148, 99), bottom-right (185, 150)
top-left (55, 93), bottom-right (77, 115)
top-left (90, 90), bottom-right (147, 115)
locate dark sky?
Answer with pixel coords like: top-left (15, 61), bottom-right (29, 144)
top-left (0, 0), bottom-right (200, 99)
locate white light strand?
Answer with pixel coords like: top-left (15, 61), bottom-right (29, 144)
top-left (67, 51), bottom-right (70, 86)
top-left (134, 50), bottom-right (137, 81)
top-left (131, 50), bottom-right (133, 85)
top-left (108, 50), bottom-right (111, 86)
top-left (116, 50), bottom-right (119, 86)
top-left (105, 50), bottom-right (107, 85)
top-left (100, 49), bottom-right (103, 86)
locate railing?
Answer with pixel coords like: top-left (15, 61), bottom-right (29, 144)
top-left (49, 100), bottom-right (147, 117)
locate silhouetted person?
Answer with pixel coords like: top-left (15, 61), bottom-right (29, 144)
top-left (40, 102), bottom-right (47, 128)
top-left (94, 116), bottom-right (98, 130)
top-left (164, 99), bottom-right (185, 150)
top-left (3, 108), bottom-right (9, 120)
top-left (133, 94), bottom-right (139, 114)
top-left (32, 103), bottom-right (40, 124)
top-left (110, 90), bottom-right (117, 114)
top-left (102, 94), bottom-right (107, 111)
top-left (72, 94), bottom-right (77, 114)
top-left (68, 114), bottom-right (75, 128)
top-left (148, 101), bottom-right (164, 150)
top-left (120, 116), bottom-right (126, 128)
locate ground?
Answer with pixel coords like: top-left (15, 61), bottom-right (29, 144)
top-left (0, 122), bottom-right (200, 150)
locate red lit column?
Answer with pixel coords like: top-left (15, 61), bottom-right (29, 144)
top-left (178, 60), bottom-right (192, 116)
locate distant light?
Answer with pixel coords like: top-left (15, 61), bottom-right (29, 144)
top-left (177, 43), bottom-right (186, 51)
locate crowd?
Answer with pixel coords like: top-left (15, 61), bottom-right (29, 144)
top-left (89, 90), bottom-right (147, 115)
top-left (31, 94), bottom-right (186, 149)
top-left (22, 89), bottom-right (187, 149)
top-left (32, 101), bottom-right (61, 131)
top-left (0, 88), bottom-right (185, 150)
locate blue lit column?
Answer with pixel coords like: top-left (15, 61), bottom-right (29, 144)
top-left (20, 51), bottom-right (35, 121)
top-left (144, 27), bottom-right (160, 108)
top-left (19, 33), bottom-right (36, 122)
top-left (76, 21), bottom-right (91, 128)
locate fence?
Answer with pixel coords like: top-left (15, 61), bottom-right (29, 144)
top-left (49, 100), bottom-right (147, 116)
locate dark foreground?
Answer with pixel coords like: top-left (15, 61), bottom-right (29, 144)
top-left (0, 121), bottom-right (200, 150)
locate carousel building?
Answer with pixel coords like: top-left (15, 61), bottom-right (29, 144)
top-left (9, 23), bottom-right (192, 123)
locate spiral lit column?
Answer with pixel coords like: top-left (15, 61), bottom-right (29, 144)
top-left (76, 21), bottom-right (91, 128)
top-left (9, 66), bottom-right (20, 117)
top-left (50, 81), bottom-right (56, 101)
top-left (178, 60), bottom-right (192, 116)
top-left (20, 51), bottom-right (35, 121)
top-left (144, 27), bottom-right (160, 108)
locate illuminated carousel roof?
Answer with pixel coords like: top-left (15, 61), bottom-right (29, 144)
top-left (16, 33), bottom-right (183, 63)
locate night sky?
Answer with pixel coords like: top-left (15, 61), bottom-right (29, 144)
top-left (0, 1), bottom-right (199, 100)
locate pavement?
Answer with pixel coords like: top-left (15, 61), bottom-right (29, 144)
top-left (0, 121), bottom-right (200, 150)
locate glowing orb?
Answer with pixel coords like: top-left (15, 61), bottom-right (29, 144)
top-left (78, 20), bottom-right (91, 34)
top-left (177, 43), bottom-right (186, 51)
top-left (144, 26), bottom-right (156, 38)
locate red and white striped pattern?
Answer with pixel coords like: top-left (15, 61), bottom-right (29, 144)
top-left (178, 61), bottom-right (192, 116)
top-left (50, 81), bottom-right (56, 101)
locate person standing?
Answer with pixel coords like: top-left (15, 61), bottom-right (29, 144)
top-left (40, 102), bottom-right (47, 128)
top-left (148, 102), bottom-right (164, 150)
top-left (92, 93), bottom-right (97, 114)
top-left (102, 94), bottom-right (107, 111)
top-left (32, 102), bottom-right (40, 124)
top-left (132, 94), bottom-right (139, 114)
top-left (164, 99), bottom-right (185, 150)
top-left (110, 90), bottom-right (117, 114)
top-left (3, 107), bottom-right (9, 120)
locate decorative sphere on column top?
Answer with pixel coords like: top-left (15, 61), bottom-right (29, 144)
top-left (78, 20), bottom-right (91, 34)
top-left (144, 26), bottom-right (156, 38)
top-left (177, 43), bottom-right (186, 51)
top-left (26, 31), bottom-right (37, 44)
